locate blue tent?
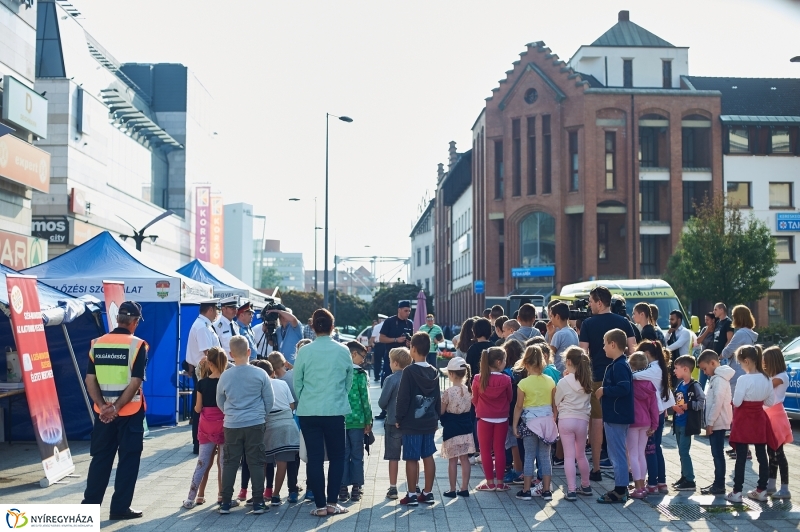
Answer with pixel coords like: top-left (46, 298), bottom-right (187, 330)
top-left (1, 265), bottom-right (104, 441)
top-left (177, 259), bottom-right (270, 308)
top-left (24, 232), bottom-right (213, 426)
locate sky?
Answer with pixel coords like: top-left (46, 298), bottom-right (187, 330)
top-left (74, 0), bottom-right (800, 282)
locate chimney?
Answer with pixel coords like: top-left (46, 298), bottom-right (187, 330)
top-left (618, 10), bottom-right (629, 21)
top-left (448, 141), bottom-right (457, 171)
top-left (437, 163), bottom-right (445, 182)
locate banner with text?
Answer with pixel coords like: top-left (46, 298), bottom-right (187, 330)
top-left (5, 275), bottom-right (74, 484)
top-left (102, 280), bottom-right (125, 331)
top-left (210, 194), bottom-right (224, 267)
top-left (194, 186), bottom-right (211, 261)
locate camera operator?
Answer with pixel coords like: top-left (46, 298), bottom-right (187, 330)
top-left (378, 301), bottom-right (414, 381)
top-left (577, 286), bottom-right (637, 480)
top-left (262, 304), bottom-right (303, 365)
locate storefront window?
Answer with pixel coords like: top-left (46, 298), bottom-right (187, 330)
top-left (520, 212), bottom-right (555, 267)
top-left (768, 290), bottom-right (793, 325)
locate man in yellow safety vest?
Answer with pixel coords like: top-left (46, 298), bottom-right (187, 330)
top-left (82, 301), bottom-right (149, 520)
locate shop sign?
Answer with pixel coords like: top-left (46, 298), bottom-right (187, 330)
top-left (0, 133), bottom-right (50, 192)
top-left (72, 219), bottom-right (103, 246)
top-left (31, 216), bottom-right (69, 244)
top-left (511, 266), bottom-right (555, 278)
top-left (2, 75), bottom-right (48, 139)
top-left (0, 230), bottom-right (48, 270)
top-left (776, 213), bottom-right (800, 232)
top-left (195, 186), bottom-right (210, 260)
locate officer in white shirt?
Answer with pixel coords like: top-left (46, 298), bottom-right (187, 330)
top-left (186, 298), bottom-right (220, 453)
top-left (214, 296), bottom-right (240, 361)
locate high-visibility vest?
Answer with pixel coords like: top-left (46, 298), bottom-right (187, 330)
top-left (89, 333), bottom-right (148, 416)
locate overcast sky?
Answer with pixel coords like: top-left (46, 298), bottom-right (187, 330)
top-left (75, 0), bottom-right (800, 282)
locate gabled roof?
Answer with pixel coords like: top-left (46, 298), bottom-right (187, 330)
top-left (590, 12), bottom-right (674, 47)
top-left (440, 150), bottom-right (473, 207)
top-left (683, 76), bottom-right (800, 117)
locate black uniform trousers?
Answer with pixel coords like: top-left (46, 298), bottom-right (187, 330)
top-left (82, 405), bottom-right (145, 514)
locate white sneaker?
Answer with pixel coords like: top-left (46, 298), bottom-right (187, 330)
top-left (771, 488), bottom-right (792, 500)
top-left (475, 455), bottom-right (482, 465)
top-left (726, 491), bottom-right (743, 503)
top-left (747, 489), bottom-right (768, 502)
top-left (531, 481), bottom-right (543, 497)
top-left (468, 456), bottom-right (476, 465)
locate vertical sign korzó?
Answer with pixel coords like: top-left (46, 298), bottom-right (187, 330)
top-left (210, 195), bottom-right (224, 267)
top-left (195, 186), bottom-right (211, 261)
top-left (6, 274), bottom-right (75, 485)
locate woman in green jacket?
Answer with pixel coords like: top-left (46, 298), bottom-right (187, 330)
top-left (294, 308), bottom-right (353, 516)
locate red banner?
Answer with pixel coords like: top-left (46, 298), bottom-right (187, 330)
top-left (6, 275), bottom-right (74, 484)
top-left (195, 186), bottom-right (210, 260)
top-left (210, 195), bottom-right (224, 267)
top-left (102, 280), bottom-right (125, 331)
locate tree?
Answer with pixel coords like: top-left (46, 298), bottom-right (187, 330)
top-left (664, 196), bottom-right (777, 308)
top-left (330, 291), bottom-right (370, 328)
top-left (259, 267), bottom-right (283, 290)
top-left (279, 290), bottom-right (323, 323)
top-left (368, 283), bottom-right (434, 321)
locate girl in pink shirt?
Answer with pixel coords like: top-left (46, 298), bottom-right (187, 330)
top-left (472, 347), bottom-right (512, 491)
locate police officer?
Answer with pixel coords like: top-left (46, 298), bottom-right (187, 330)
top-left (82, 301), bottom-right (148, 520)
top-left (186, 298), bottom-right (221, 453)
top-left (215, 296), bottom-right (240, 361)
top-left (378, 301), bottom-right (414, 381)
top-left (234, 300), bottom-right (258, 360)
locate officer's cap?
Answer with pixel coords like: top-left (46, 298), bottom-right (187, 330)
top-left (119, 301), bottom-right (144, 321)
top-left (237, 300), bottom-right (254, 314)
top-left (219, 296), bottom-right (239, 308)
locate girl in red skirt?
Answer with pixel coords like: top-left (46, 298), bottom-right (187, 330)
top-left (727, 345), bottom-right (776, 503)
top-left (183, 348), bottom-right (228, 508)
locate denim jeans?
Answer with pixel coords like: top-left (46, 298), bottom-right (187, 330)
top-left (645, 412), bottom-right (666, 486)
top-left (341, 428), bottom-right (365, 487)
top-left (299, 415), bottom-right (346, 508)
top-left (709, 429), bottom-right (726, 488)
top-left (603, 422), bottom-right (629, 488)
top-left (674, 425), bottom-right (694, 482)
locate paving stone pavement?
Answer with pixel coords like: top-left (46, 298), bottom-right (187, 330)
top-left (1, 380), bottom-right (799, 531)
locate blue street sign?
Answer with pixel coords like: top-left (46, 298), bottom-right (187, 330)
top-left (776, 213), bottom-right (800, 232)
top-left (474, 280), bottom-right (485, 294)
top-left (511, 266), bottom-right (556, 278)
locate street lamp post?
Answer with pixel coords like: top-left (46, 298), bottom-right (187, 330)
top-left (289, 197), bottom-right (322, 292)
top-left (118, 210), bottom-right (175, 251)
top-left (324, 113), bottom-right (353, 309)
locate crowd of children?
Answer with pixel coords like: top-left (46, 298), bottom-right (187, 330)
top-left (180, 300), bottom-right (793, 515)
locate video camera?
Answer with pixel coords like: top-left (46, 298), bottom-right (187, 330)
top-left (258, 302), bottom-right (284, 354)
top-left (568, 298), bottom-right (592, 321)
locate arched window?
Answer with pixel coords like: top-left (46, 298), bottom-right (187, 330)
top-left (520, 212), bottom-right (555, 267)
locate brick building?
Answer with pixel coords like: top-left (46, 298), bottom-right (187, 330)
top-left (435, 11), bottom-right (724, 326)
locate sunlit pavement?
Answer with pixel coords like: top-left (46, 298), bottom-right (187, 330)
top-left (1, 382), bottom-right (799, 531)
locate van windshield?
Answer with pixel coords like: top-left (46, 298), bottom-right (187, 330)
top-left (625, 298), bottom-right (686, 330)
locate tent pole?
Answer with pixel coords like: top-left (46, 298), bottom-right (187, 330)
top-left (62, 324), bottom-right (94, 426)
top-left (175, 302), bottom-right (180, 425)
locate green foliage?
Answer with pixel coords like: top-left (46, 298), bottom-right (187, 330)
top-left (330, 290), bottom-right (370, 328)
top-left (279, 290), bottom-right (323, 323)
top-left (259, 267), bottom-right (283, 290)
top-left (368, 283), bottom-right (433, 321)
top-left (665, 196), bottom-right (777, 308)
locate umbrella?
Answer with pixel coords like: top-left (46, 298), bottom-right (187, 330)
top-left (413, 289), bottom-right (427, 332)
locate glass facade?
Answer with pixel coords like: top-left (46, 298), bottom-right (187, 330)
top-left (520, 212), bottom-right (555, 267)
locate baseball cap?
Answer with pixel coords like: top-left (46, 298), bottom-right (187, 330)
top-left (118, 301), bottom-right (143, 321)
top-left (398, 300), bottom-right (411, 309)
top-left (446, 356), bottom-right (467, 371)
